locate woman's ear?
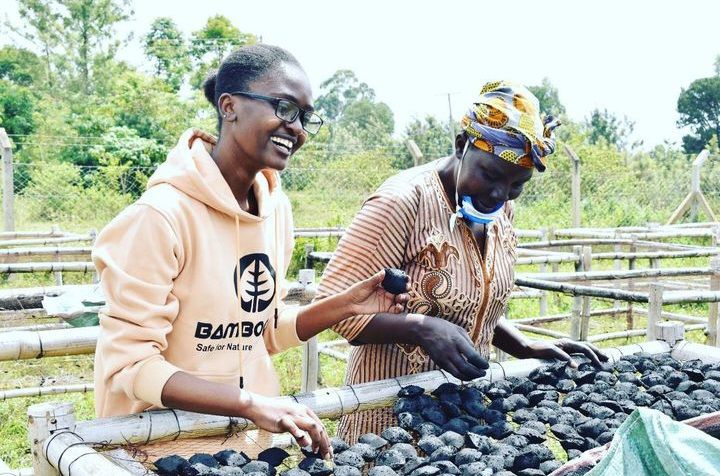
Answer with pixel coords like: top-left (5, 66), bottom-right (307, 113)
top-left (217, 93), bottom-right (237, 122)
top-left (454, 133), bottom-right (468, 159)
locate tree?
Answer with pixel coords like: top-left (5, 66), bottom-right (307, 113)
top-left (677, 76), bottom-right (720, 153)
top-left (143, 17), bottom-right (190, 92)
top-left (584, 108), bottom-right (638, 151)
top-left (189, 15), bottom-right (257, 88)
top-left (58, 0), bottom-right (134, 93)
top-left (5, 0), bottom-right (62, 88)
top-left (404, 115), bottom-right (453, 160)
top-left (0, 46), bottom-right (45, 86)
top-left (6, 0), bottom-right (133, 93)
top-left (527, 78), bottom-right (566, 117)
top-left (0, 80), bottom-right (36, 138)
top-left (315, 70), bottom-right (375, 122)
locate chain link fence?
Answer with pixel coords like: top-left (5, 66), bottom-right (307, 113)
top-left (0, 146), bottom-right (718, 233)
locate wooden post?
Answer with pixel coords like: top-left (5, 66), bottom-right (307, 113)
top-left (538, 228), bottom-right (548, 316)
top-left (304, 243), bottom-right (314, 270)
top-left (27, 401), bottom-right (75, 476)
top-left (579, 246), bottom-right (592, 341)
top-left (613, 242), bottom-right (622, 315)
top-left (689, 152), bottom-right (706, 221)
top-left (570, 245), bottom-right (583, 340)
top-left (564, 145), bottom-right (581, 228)
top-left (710, 256), bottom-right (720, 346)
top-left (406, 140), bottom-right (423, 167)
top-left (627, 238), bottom-right (637, 330)
top-left (647, 284), bottom-right (664, 342)
top-left (300, 269), bottom-right (319, 393)
top-left (51, 226), bottom-right (63, 286)
top-left (0, 128), bottom-right (14, 232)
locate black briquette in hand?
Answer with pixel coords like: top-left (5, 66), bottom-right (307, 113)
top-left (382, 268), bottom-right (409, 295)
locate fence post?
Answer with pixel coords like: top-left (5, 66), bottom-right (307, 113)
top-left (570, 245), bottom-right (584, 340)
top-left (647, 284), bottom-right (664, 342)
top-left (90, 229), bottom-right (99, 284)
top-left (579, 246), bottom-right (592, 341)
top-left (0, 128), bottom-right (14, 232)
top-left (51, 225), bottom-right (63, 286)
top-left (304, 243), bottom-right (315, 270)
top-left (710, 256), bottom-right (720, 346)
top-left (27, 401), bottom-right (75, 476)
top-left (564, 145), bottom-right (581, 228)
top-left (627, 238), bottom-right (637, 330)
top-left (300, 269), bottom-right (319, 393)
top-left (538, 228), bottom-right (548, 317)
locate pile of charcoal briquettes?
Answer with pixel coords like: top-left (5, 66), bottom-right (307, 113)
top-left (153, 352), bottom-right (720, 476)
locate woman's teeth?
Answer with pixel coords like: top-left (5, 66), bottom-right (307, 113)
top-left (271, 136), bottom-right (293, 151)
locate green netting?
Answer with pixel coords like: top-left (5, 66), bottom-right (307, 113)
top-left (588, 407), bottom-right (720, 476)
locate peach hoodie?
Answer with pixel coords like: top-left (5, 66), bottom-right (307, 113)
top-left (92, 128), bottom-right (303, 417)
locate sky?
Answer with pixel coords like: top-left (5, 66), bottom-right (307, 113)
top-left (3, 0), bottom-right (720, 150)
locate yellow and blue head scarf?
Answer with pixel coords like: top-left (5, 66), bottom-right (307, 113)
top-left (460, 80), bottom-right (561, 172)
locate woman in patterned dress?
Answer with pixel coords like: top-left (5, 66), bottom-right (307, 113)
top-left (315, 81), bottom-right (607, 441)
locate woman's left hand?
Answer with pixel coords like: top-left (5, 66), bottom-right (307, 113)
top-left (346, 269), bottom-right (410, 315)
top-left (526, 338), bottom-right (609, 368)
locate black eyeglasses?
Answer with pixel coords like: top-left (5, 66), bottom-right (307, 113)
top-left (230, 91), bottom-right (324, 135)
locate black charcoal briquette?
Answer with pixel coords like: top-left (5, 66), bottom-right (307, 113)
top-left (382, 268), bottom-right (409, 295)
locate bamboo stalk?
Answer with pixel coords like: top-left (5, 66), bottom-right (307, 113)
top-left (512, 308), bottom-right (629, 325)
top-left (318, 347), bottom-right (348, 361)
top-left (0, 230), bottom-right (67, 239)
top-left (0, 322), bottom-right (70, 333)
top-left (0, 246), bottom-right (92, 260)
top-left (591, 249), bottom-right (720, 260)
top-left (73, 341), bottom-right (670, 447)
top-left (0, 326), bottom-right (99, 361)
top-left (514, 324), bottom-right (570, 339)
top-left (520, 267), bottom-right (711, 283)
top-left (589, 324), bottom-right (707, 344)
top-left (633, 307), bottom-right (707, 324)
top-left (514, 277), bottom-right (649, 302)
top-left (0, 235), bottom-right (93, 247)
top-left (664, 290), bottom-right (720, 304)
top-left (0, 262), bottom-right (95, 274)
top-left (1, 383), bottom-right (94, 401)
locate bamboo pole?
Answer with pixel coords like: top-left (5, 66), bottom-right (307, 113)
top-left (2, 383), bottom-right (94, 401)
top-left (0, 326), bottom-right (99, 361)
top-left (0, 229), bottom-right (69, 239)
top-left (632, 307), bottom-right (707, 324)
top-left (520, 266), bottom-right (711, 283)
top-left (514, 277), bottom-right (649, 302)
top-left (663, 290), bottom-right (720, 304)
top-left (588, 324), bottom-right (706, 344)
top-left (569, 246), bottom-right (584, 340)
top-left (579, 246), bottom-right (592, 340)
top-left (1, 128), bottom-right (14, 232)
top-left (646, 284), bottom-right (664, 341)
top-left (27, 401), bottom-right (75, 476)
top-left (672, 340), bottom-right (720, 363)
top-left (710, 256), bottom-right (720, 346)
top-left (512, 308), bottom-right (629, 325)
top-left (70, 341), bottom-right (671, 448)
top-left (514, 324), bottom-right (570, 339)
top-left (318, 346), bottom-right (348, 361)
top-left (591, 249), bottom-right (720, 261)
top-left (0, 262), bottom-right (95, 274)
top-left (0, 322), bottom-right (70, 333)
top-left (0, 247), bottom-right (92, 261)
top-left (0, 236), bottom-right (94, 248)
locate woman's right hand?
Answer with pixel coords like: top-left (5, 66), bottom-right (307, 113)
top-left (411, 314), bottom-right (489, 381)
top-left (242, 393), bottom-right (332, 458)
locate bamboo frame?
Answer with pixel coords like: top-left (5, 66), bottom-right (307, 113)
top-left (1, 383), bottom-right (93, 401)
top-left (27, 341), bottom-right (672, 476)
top-left (0, 235), bottom-right (94, 248)
top-left (0, 262), bottom-right (95, 274)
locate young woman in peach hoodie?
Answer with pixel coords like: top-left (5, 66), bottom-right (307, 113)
top-left (92, 45), bottom-right (407, 458)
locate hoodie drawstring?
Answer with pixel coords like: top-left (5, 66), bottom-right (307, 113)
top-left (235, 215), bottom-right (244, 389)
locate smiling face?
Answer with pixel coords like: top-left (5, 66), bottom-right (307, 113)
top-left (218, 62), bottom-right (313, 172)
top-left (455, 135), bottom-right (534, 213)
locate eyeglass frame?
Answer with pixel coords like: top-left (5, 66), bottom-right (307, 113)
top-left (229, 91), bottom-right (324, 135)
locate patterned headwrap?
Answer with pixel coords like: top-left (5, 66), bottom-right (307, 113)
top-left (460, 80), bottom-right (561, 172)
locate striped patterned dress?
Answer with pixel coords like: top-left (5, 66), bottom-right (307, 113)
top-left (315, 160), bottom-right (519, 442)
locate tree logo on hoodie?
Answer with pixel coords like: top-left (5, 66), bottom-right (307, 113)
top-left (233, 253), bottom-right (276, 313)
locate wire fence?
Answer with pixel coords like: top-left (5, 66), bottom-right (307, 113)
top-left (0, 147), bottom-right (718, 233)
